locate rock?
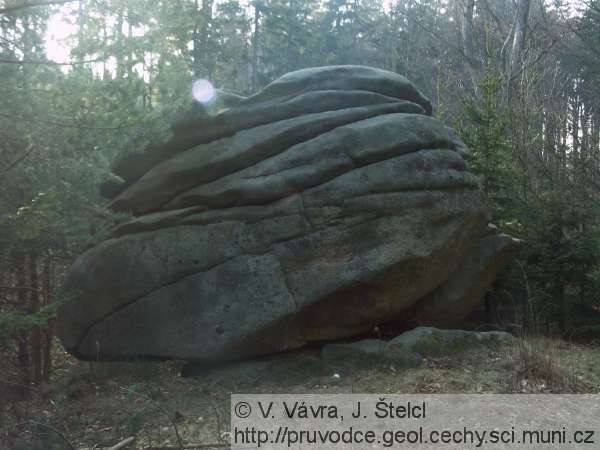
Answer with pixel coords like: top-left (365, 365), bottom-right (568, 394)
top-left (248, 66), bottom-right (433, 114)
top-left (57, 65), bottom-right (518, 363)
top-left (387, 327), bottom-right (513, 357)
top-left (108, 102), bottom-right (429, 215)
top-left (99, 175), bottom-right (125, 199)
top-left (109, 66), bottom-right (434, 189)
top-left (414, 229), bottom-right (521, 325)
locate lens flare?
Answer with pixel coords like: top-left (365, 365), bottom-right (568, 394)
top-left (192, 79), bottom-right (216, 104)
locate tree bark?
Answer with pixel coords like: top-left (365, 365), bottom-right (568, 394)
top-left (509, 0), bottom-right (531, 83)
top-left (15, 253), bottom-right (30, 387)
top-left (459, 0), bottom-right (479, 95)
top-left (461, 0), bottom-right (475, 62)
top-left (42, 255), bottom-right (53, 382)
top-left (116, 12), bottom-right (125, 80)
top-left (251, 2), bottom-right (261, 92)
top-left (29, 253), bottom-right (42, 385)
top-left (193, 0), bottom-right (214, 78)
top-left (591, 111), bottom-right (599, 156)
top-left (571, 85), bottom-right (580, 155)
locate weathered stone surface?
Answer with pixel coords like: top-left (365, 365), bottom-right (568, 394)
top-left (108, 102), bottom-right (429, 215)
top-left (109, 66), bottom-right (433, 189)
top-left (320, 326), bottom-right (513, 364)
top-left (414, 227), bottom-right (521, 326)
top-left (386, 327), bottom-right (513, 357)
top-left (57, 65), bottom-right (517, 362)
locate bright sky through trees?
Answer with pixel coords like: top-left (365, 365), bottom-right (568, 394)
top-left (43, 0), bottom-right (583, 69)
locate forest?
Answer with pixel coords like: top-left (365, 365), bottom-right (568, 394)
top-left (1, 0), bottom-right (600, 449)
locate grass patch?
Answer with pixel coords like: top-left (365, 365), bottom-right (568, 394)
top-left (505, 336), bottom-right (582, 392)
top-left (2, 336), bottom-right (599, 449)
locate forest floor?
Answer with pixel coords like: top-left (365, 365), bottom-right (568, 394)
top-left (4, 336), bottom-right (600, 450)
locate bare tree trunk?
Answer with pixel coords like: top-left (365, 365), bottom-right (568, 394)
top-left (102, 17), bottom-right (107, 77)
top-left (192, 0), bottom-right (214, 78)
top-left (572, 87), bottom-right (580, 155)
top-left (42, 256), bottom-right (53, 382)
top-left (202, 0), bottom-right (214, 78)
top-left (251, 2), bottom-right (261, 92)
top-left (127, 12), bottom-right (133, 85)
top-left (15, 253), bottom-right (30, 387)
top-left (459, 0), bottom-right (479, 95)
top-left (592, 111), bottom-right (600, 156)
top-left (461, 0), bottom-right (475, 62)
top-left (581, 99), bottom-right (591, 157)
top-left (29, 253), bottom-right (42, 385)
top-left (76, 0), bottom-right (85, 66)
top-left (116, 12), bottom-right (125, 80)
top-left (508, 0), bottom-right (531, 84)
top-left (192, 0), bottom-right (201, 77)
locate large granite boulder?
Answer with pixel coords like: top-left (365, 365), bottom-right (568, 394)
top-left (57, 66), bottom-right (519, 362)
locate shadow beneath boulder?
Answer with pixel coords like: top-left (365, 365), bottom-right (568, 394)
top-left (181, 327), bottom-right (513, 387)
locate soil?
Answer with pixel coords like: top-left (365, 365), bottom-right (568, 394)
top-left (4, 337), bottom-right (600, 450)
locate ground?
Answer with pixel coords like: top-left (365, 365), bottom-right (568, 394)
top-left (3, 337), bottom-right (600, 450)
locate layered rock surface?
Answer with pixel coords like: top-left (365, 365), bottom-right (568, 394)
top-left (57, 66), bottom-right (518, 362)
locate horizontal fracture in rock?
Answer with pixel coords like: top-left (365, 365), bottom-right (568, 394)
top-left (110, 66), bottom-right (433, 188)
top-left (57, 66), bottom-right (517, 363)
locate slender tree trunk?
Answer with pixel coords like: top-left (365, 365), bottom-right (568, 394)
top-left (251, 2), bottom-right (261, 92)
top-left (77, 0), bottom-right (85, 66)
top-left (116, 12), bottom-right (125, 80)
top-left (508, 0), bottom-right (531, 85)
top-left (42, 255), bottom-right (53, 382)
top-left (201, 0), bottom-right (213, 77)
top-left (460, 0), bottom-right (478, 94)
top-left (192, 0), bottom-right (214, 78)
top-left (287, 0), bottom-right (295, 70)
top-left (460, 0), bottom-right (474, 59)
top-left (29, 253), bottom-right (42, 385)
top-left (15, 253), bottom-right (30, 387)
top-left (193, 0), bottom-right (201, 77)
top-left (572, 87), bottom-right (580, 155)
top-left (102, 18), bottom-right (107, 77)
top-left (127, 13), bottom-right (133, 85)
top-left (591, 111), bottom-right (599, 156)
